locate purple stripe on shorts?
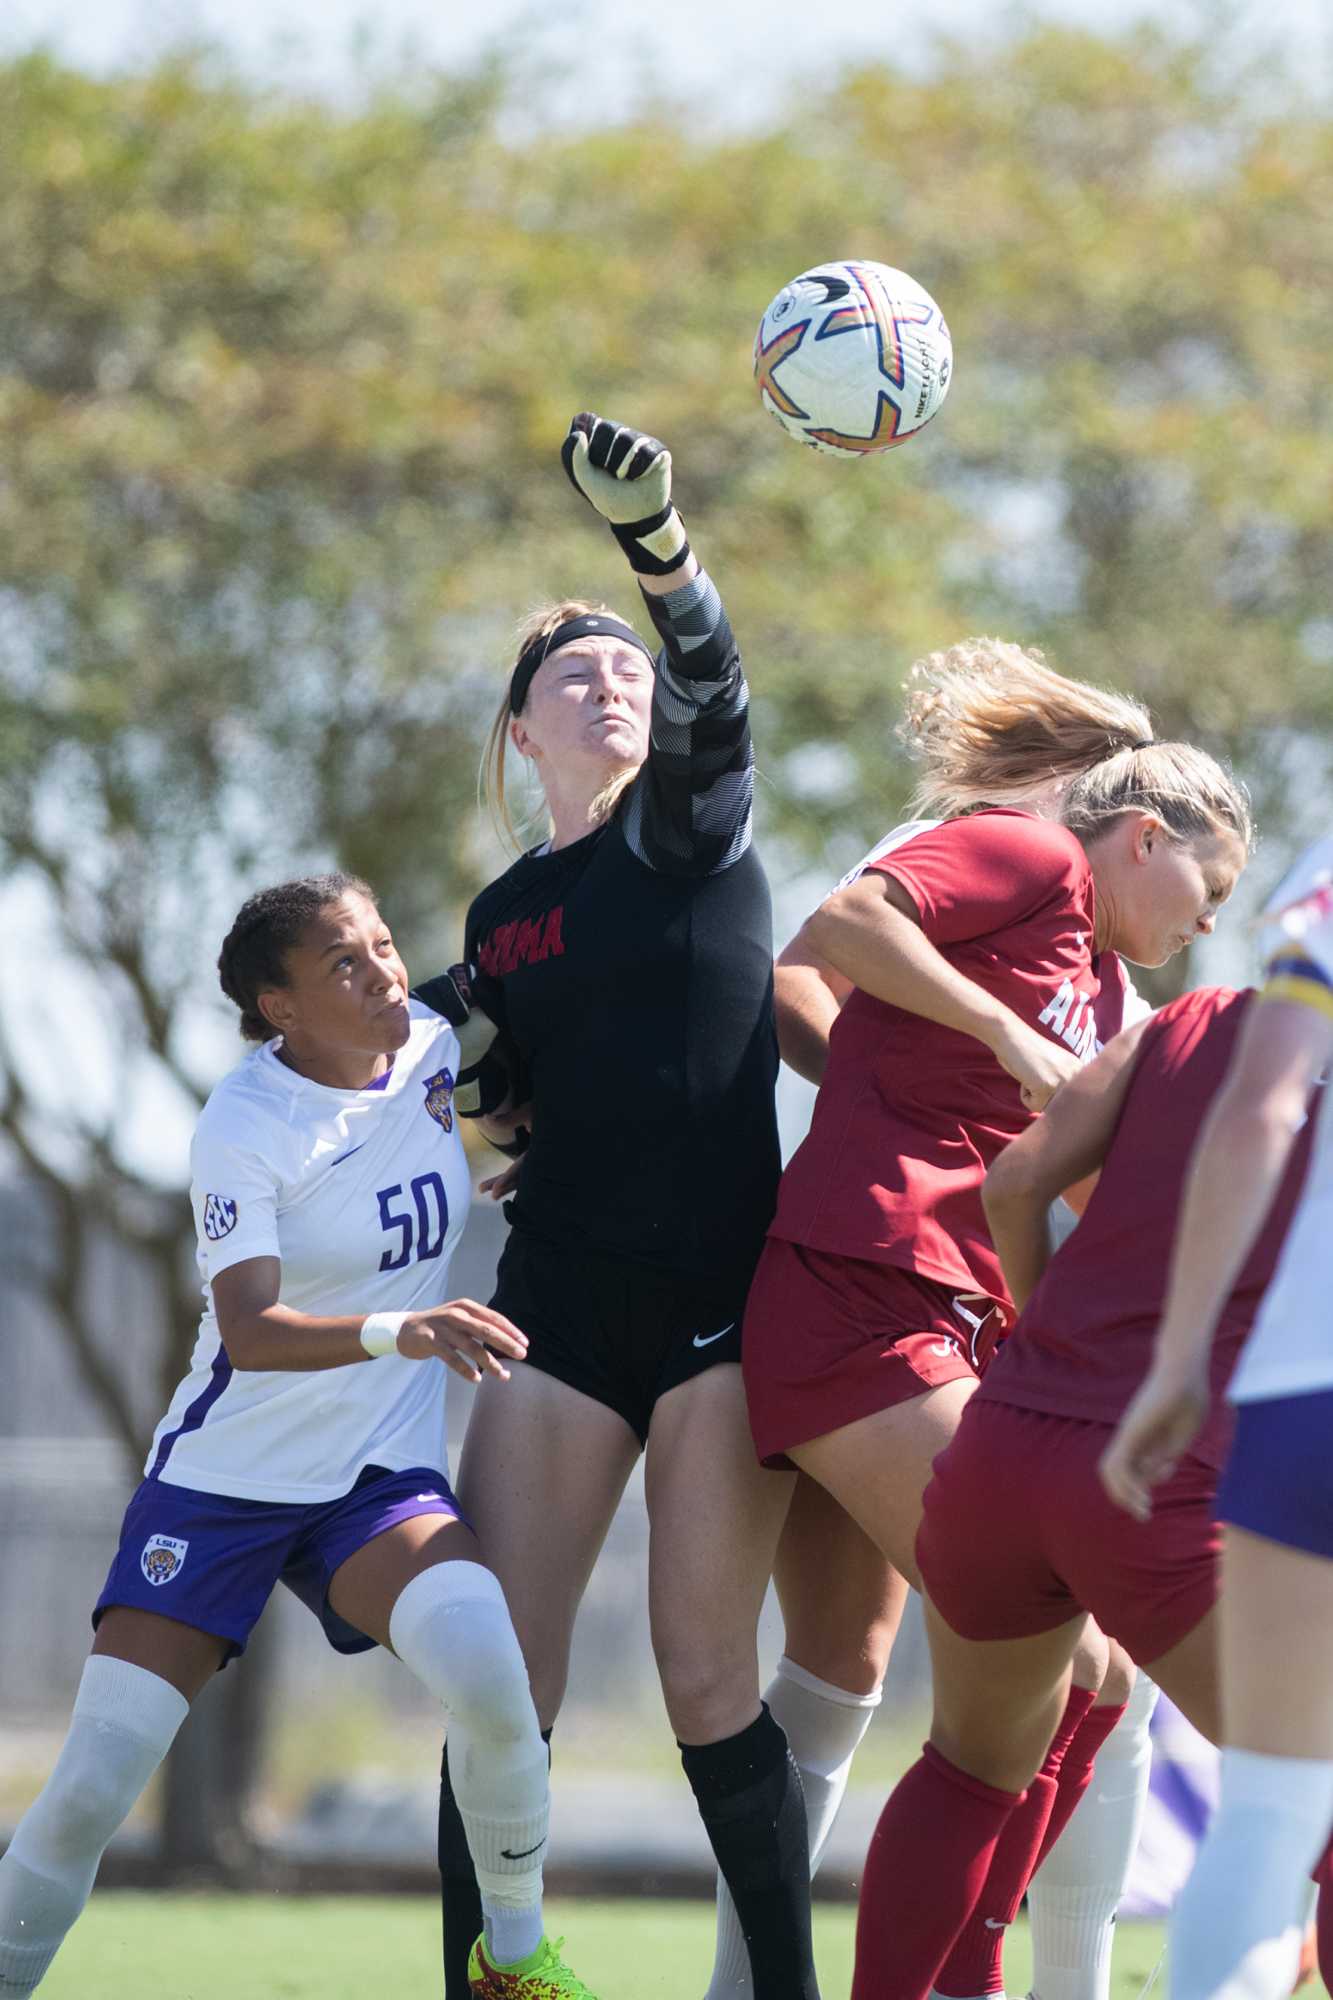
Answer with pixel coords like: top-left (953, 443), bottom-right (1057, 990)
top-left (149, 1344), bottom-right (234, 1479)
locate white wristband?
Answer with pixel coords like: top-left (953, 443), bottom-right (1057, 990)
top-left (360, 1311), bottom-right (407, 1358)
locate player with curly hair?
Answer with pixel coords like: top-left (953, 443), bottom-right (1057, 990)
top-left (0, 875), bottom-right (599, 2000)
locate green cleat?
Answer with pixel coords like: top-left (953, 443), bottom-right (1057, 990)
top-left (467, 1933), bottom-right (600, 2000)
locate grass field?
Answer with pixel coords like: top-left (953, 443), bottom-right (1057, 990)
top-left (39, 1893), bottom-right (1173, 1999)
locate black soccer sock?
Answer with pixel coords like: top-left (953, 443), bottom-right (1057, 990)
top-left (438, 1726), bottom-right (553, 1999)
top-left (680, 1704), bottom-right (820, 2000)
top-left (438, 1735), bottom-right (484, 2000)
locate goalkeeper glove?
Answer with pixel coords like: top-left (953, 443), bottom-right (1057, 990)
top-left (560, 412), bottom-right (690, 578)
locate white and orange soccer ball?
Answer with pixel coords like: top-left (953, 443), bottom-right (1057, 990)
top-left (754, 260), bottom-right (953, 457)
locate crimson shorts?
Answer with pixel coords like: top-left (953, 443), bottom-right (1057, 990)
top-left (742, 1237), bottom-right (994, 1470)
top-left (917, 1397), bottom-right (1221, 1666)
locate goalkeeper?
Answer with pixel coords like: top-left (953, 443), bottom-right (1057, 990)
top-left (435, 414), bottom-right (817, 2000)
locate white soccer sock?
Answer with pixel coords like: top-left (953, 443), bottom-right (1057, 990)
top-left (389, 1563), bottom-right (548, 1969)
top-left (1027, 1670), bottom-right (1158, 2000)
top-left (705, 1655), bottom-right (882, 2000)
top-left (1171, 1747), bottom-right (1333, 2000)
top-left (0, 1656), bottom-right (189, 1997)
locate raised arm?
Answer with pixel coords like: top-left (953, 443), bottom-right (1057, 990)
top-left (562, 411), bottom-right (751, 875)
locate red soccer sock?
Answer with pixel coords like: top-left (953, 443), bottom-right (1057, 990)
top-left (931, 1772), bottom-right (1058, 1997)
top-left (852, 1742), bottom-right (1023, 2000)
top-left (933, 1686), bottom-right (1097, 1999)
top-left (1032, 1692), bottom-right (1126, 1872)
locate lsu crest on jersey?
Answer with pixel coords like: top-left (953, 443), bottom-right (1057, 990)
top-left (422, 1067), bottom-right (455, 1132)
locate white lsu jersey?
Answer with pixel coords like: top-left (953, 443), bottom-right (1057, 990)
top-left (146, 999), bottom-right (474, 1503)
top-left (1229, 836), bottom-right (1333, 1406)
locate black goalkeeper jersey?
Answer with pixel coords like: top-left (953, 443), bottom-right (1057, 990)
top-left (463, 568), bottom-right (781, 1284)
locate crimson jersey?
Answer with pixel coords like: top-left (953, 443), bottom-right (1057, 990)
top-left (769, 810), bottom-right (1126, 1304)
top-left (979, 986), bottom-right (1313, 1465)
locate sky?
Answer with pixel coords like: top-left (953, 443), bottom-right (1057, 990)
top-left (6, 0), bottom-right (1332, 113)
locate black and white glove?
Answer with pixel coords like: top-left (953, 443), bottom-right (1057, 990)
top-left (560, 412), bottom-right (691, 578)
top-left (412, 965), bottom-right (523, 1120)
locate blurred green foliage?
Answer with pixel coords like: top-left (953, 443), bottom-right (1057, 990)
top-left (1, 21), bottom-right (1327, 1862)
top-left (3, 25), bottom-right (1329, 997)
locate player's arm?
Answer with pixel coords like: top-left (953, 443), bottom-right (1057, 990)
top-left (412, 964), bottom-right (531, 1158)
top-left (982, 1016), bottom-right (1152, 1310)
top-left (562, 411), bottom-right (752, 876)
top-left (210, 1258), bottom-right (528, 1384)
top-left (774, 924), bottom-right (854, 1085)
top-left (1101, 988), bottom-right (1330, 1519)
top-left (1056, 967), bottom-right (1153, 1216)
top-left (804, 870), bottom-right (1081, 1112)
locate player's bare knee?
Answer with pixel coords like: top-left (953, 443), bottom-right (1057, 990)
top-left (1096, 1637), bottom-right (1137, 1709)
top-left (656, 1638), bottom-right (756, 1743)
top-left (783, 1625), bottom-right (891, 1697)
top-left (931, 1713), bottom-right (1042, 1796)
top-left (1070, 1619), bottom-right (1110, 1695)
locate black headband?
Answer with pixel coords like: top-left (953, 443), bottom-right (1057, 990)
top-left (509, 613), bottom-right (655, 715)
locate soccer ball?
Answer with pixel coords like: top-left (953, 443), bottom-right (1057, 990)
top-left (754, 260), bottom-right (953, 457)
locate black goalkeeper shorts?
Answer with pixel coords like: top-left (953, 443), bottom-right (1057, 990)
top-left (490, 1227), bottom-right (748, 1445)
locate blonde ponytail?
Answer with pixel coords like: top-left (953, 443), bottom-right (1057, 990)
top-left (897, 636), bottom-right (1251, 853)
top-left (899, 639), bottom-right (1154, 816)
top-left (1062, 742), bottom-right (1252, 851)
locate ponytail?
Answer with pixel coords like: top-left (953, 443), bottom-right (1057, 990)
top-left (899, 638), bottom-right (1154, 816)
top-left (898, 636), bottom-right (1251, 852)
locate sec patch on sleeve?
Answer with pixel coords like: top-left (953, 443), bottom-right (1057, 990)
top-left (203, 1194), bottom-right (238, 1240)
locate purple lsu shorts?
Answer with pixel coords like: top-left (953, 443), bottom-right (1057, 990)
top-left (94, 1462), bottom-right (468, 1664)
top-left (1217, 1387), bottom-right (1333, 1560)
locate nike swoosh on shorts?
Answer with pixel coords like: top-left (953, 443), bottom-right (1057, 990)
top-left (692, 1324), bottom-right (736, 1349)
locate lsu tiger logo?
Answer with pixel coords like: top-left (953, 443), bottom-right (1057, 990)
top-left (140, 1535), bottom-right (189, 1587)
top-left (423, 1068), bottom-right (455, 1133)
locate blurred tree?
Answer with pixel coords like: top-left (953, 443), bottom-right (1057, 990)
top-left (0, 20), bottom-right (1329, 1864)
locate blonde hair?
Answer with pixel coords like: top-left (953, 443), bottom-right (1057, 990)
top-left (899, 637), bottom-right (1252, 852)
top-left (479, 598), bottom-right (638, 855)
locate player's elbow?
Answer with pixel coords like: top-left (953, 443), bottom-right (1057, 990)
top-left (216, 1319), bottom-right (266, 1371)
top-left (1205, 1078), bottom-right (1309, 1164)
top-left (982, 1144), bottom-right (1052, 1226)
top-left (801, 902), bottom-right (849, 975)
top-left (773, 968), bottom-right (833, 1084)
